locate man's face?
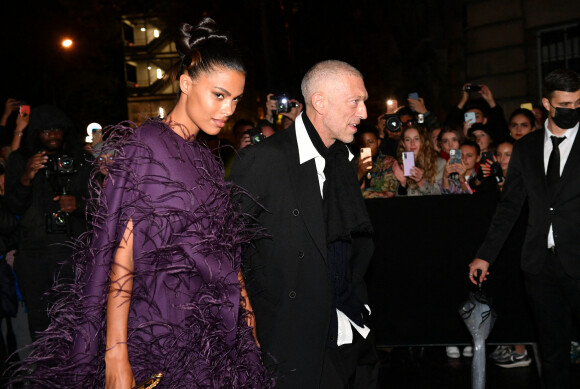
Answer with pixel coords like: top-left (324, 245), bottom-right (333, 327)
top-left (39, 128), bottom-right (64, 153)
top-left (461, 145), bottom-right (479, 171)
top-left (542, 90), bottom-right (580, 130)
top-left (321, 74), bottom-right (368, 146)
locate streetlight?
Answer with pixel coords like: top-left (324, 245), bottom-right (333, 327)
top-left (62, 38), bottom-right (73, 49)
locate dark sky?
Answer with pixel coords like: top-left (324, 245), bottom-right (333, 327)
top-left (0, 0), bottom-right (465, 131)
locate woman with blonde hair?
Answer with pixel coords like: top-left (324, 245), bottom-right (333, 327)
top-left (393, 124), bottom-right (445, 196)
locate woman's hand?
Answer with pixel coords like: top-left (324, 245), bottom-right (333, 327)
top-left (357, 155), bottom-right (372, 182)
top-left (105, 349), bottom-right (135, 389)
top-left (409, 166), bottom-right (424, 185)
top-left (392, 161), bottom-right (406, 187)
top-left (455, 163), bottom-right (467, 181)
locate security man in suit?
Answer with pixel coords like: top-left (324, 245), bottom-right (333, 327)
top-left (470, 68), bottom-right (580, 389)
top-left (230, 60), bottom-right (378, 388)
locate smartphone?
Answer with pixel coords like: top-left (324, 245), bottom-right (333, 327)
top-left (449, 149), bottom-right (462, 180)
top-left (402, 151), bottom-right (415, 176)
top-left (19, 104), bottom-right (30, 116)
top-left (520, 102), bottom-right (533, 111)
top-left (360, 147), bottom-right (372, 162)
top-left (464, 111), bottom-right (476, 124)
top-left (481, 151), bottom-right (494, 165)
top-left (449, 148), bottom-right (462, 164)
top-left (465, 84), bottom-right (482, 92)
top-left (408, 92), bottom-right (419, 101)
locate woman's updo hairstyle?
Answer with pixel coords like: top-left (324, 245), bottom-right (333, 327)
top-left (175, 18), bottom-right (245, 83)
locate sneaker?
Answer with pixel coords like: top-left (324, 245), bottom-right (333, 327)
top-left (490, 345), bottom-right (512, 361)
top-left (496, 350), bottom-right (532, 368)
top-left (446, 346), bottom-right (460, 358)
top-left (462, 346), bottom-right (473, 357)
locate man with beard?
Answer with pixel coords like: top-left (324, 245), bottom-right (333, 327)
top-left (470, 69), bottom-right (580, 389)
top-left (4, 105), bottom-right (91, 340)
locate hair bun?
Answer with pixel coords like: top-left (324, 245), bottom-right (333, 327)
top-left (176, 18), bottom-right (228, 58)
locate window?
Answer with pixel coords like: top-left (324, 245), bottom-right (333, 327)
top-left (537, 23), bottom-right (580, 95)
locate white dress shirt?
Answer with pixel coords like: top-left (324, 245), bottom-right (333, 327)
top-left (295, 112), bottom-right (371, 346)
top-left (543, 119), bottom-right (579, 248)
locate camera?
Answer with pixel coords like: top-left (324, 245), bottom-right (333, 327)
top-left (46, 211), bottom-right (71, 235)
top-left (465, 84), bottom-right (482, 92)
top-left (44, 155), bottom-right (76, 177)
top-left (271, 95), bottom-right (299, 114)
top-left (244, 128), bottom-right (265, 145)
top-left (382, 114), bottom-right (402, 133)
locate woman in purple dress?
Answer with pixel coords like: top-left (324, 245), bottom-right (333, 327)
top-left (8, 18), bottom-right (273, 388)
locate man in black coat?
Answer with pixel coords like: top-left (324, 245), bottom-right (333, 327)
top-left (230, 60), bottom-right (378, 388)
top-left (4, 105), bottom-right (91, 340)
top-left (470, 68), bottom-right (580, 389)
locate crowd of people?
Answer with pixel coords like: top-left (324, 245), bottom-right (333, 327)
top-left (0, 15), bottom-right (579, 389)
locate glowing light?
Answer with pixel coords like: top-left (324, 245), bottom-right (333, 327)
top-left (153, 29), bottom-right (160, 38)
top-left (62, 39), bottom-right (73, 48)
top-left (140, 27), bottom-right (146, 32)
top-left (147, 66), bottom-right (152, 70)
top-left (86, 123), bottom-right (102, 143)
top-left (159, 107), bottom-right (165, 119)
top-left (387, 99), bottom-right (394, 106)
top-left (156, 68), bottom-right (163, 79)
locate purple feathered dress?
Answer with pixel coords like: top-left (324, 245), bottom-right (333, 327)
top-left (7, 120), bottom-right (274, 388)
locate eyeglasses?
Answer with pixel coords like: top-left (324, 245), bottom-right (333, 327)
top-left (41, 128), bottom-right (63, 136)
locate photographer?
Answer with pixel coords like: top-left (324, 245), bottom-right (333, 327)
top-left (264, 92), bottom-right (303, 130)
top-left (4, 105), bottom-right (91, 340)
top-left (445, 83), bottom-right (509, 142)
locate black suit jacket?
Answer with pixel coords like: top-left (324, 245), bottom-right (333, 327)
top-left (477, 127), bottom-right (580, 277)
top-left (229, 121), bottom-right (373, 388)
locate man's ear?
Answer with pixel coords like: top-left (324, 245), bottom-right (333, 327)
top-left (180, 74), bottom-right (191, 95)
top-left (482, 117), bottom-right (488, 125)
top-left (312, 92), bottom-right (326, 115)
top-left (541, 97), bottom-right (550, 112)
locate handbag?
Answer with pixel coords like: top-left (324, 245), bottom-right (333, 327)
top-left (132, 372), bottom-right (163, 389)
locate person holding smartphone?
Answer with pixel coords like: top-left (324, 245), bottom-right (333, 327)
top-left (355, 126), bottom-right (398, 198)
top-left (393, 124), bottom-right (445, 196)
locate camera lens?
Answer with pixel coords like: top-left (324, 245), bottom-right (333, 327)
top-left (55, 213), bottom-right (66, 226)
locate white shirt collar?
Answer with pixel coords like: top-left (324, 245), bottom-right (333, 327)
top-left (543, 119), bottom-right (579, 143)
top-left (295, 112), bottom-right (354, 165)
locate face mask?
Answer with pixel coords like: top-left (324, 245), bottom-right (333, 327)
top-left (550, 105), bottom-right (580, 129)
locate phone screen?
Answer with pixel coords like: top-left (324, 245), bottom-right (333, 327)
top-left (520, 102), bottom-right (533, 111)
top-left (408, 92), bottom-right (419, 101)
top-left (464, 112), bottom-right (476, 124)
top-left (403, 151), bottom-right (415, 176)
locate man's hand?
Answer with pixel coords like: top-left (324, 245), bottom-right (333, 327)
top-left (407, 97), bottom-right (428, 114)
top-left (21, 151), bottom-right (48, 186)
top-left (281, 99), bottom-right (303, 122)
top-left (264, 93), bottom-right (277, 123)
top-left (238, 133), bottom-right (252, 150)
top-left (468, 258), bottom-right (490, 285)
top-left (53, 195), bottom-right (77, 213)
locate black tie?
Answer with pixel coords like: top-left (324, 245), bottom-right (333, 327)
top-left (547, 135), bottom-right (566, 188)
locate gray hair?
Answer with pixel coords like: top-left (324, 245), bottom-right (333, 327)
top-left (300, 60), bottom-right (363, 106)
